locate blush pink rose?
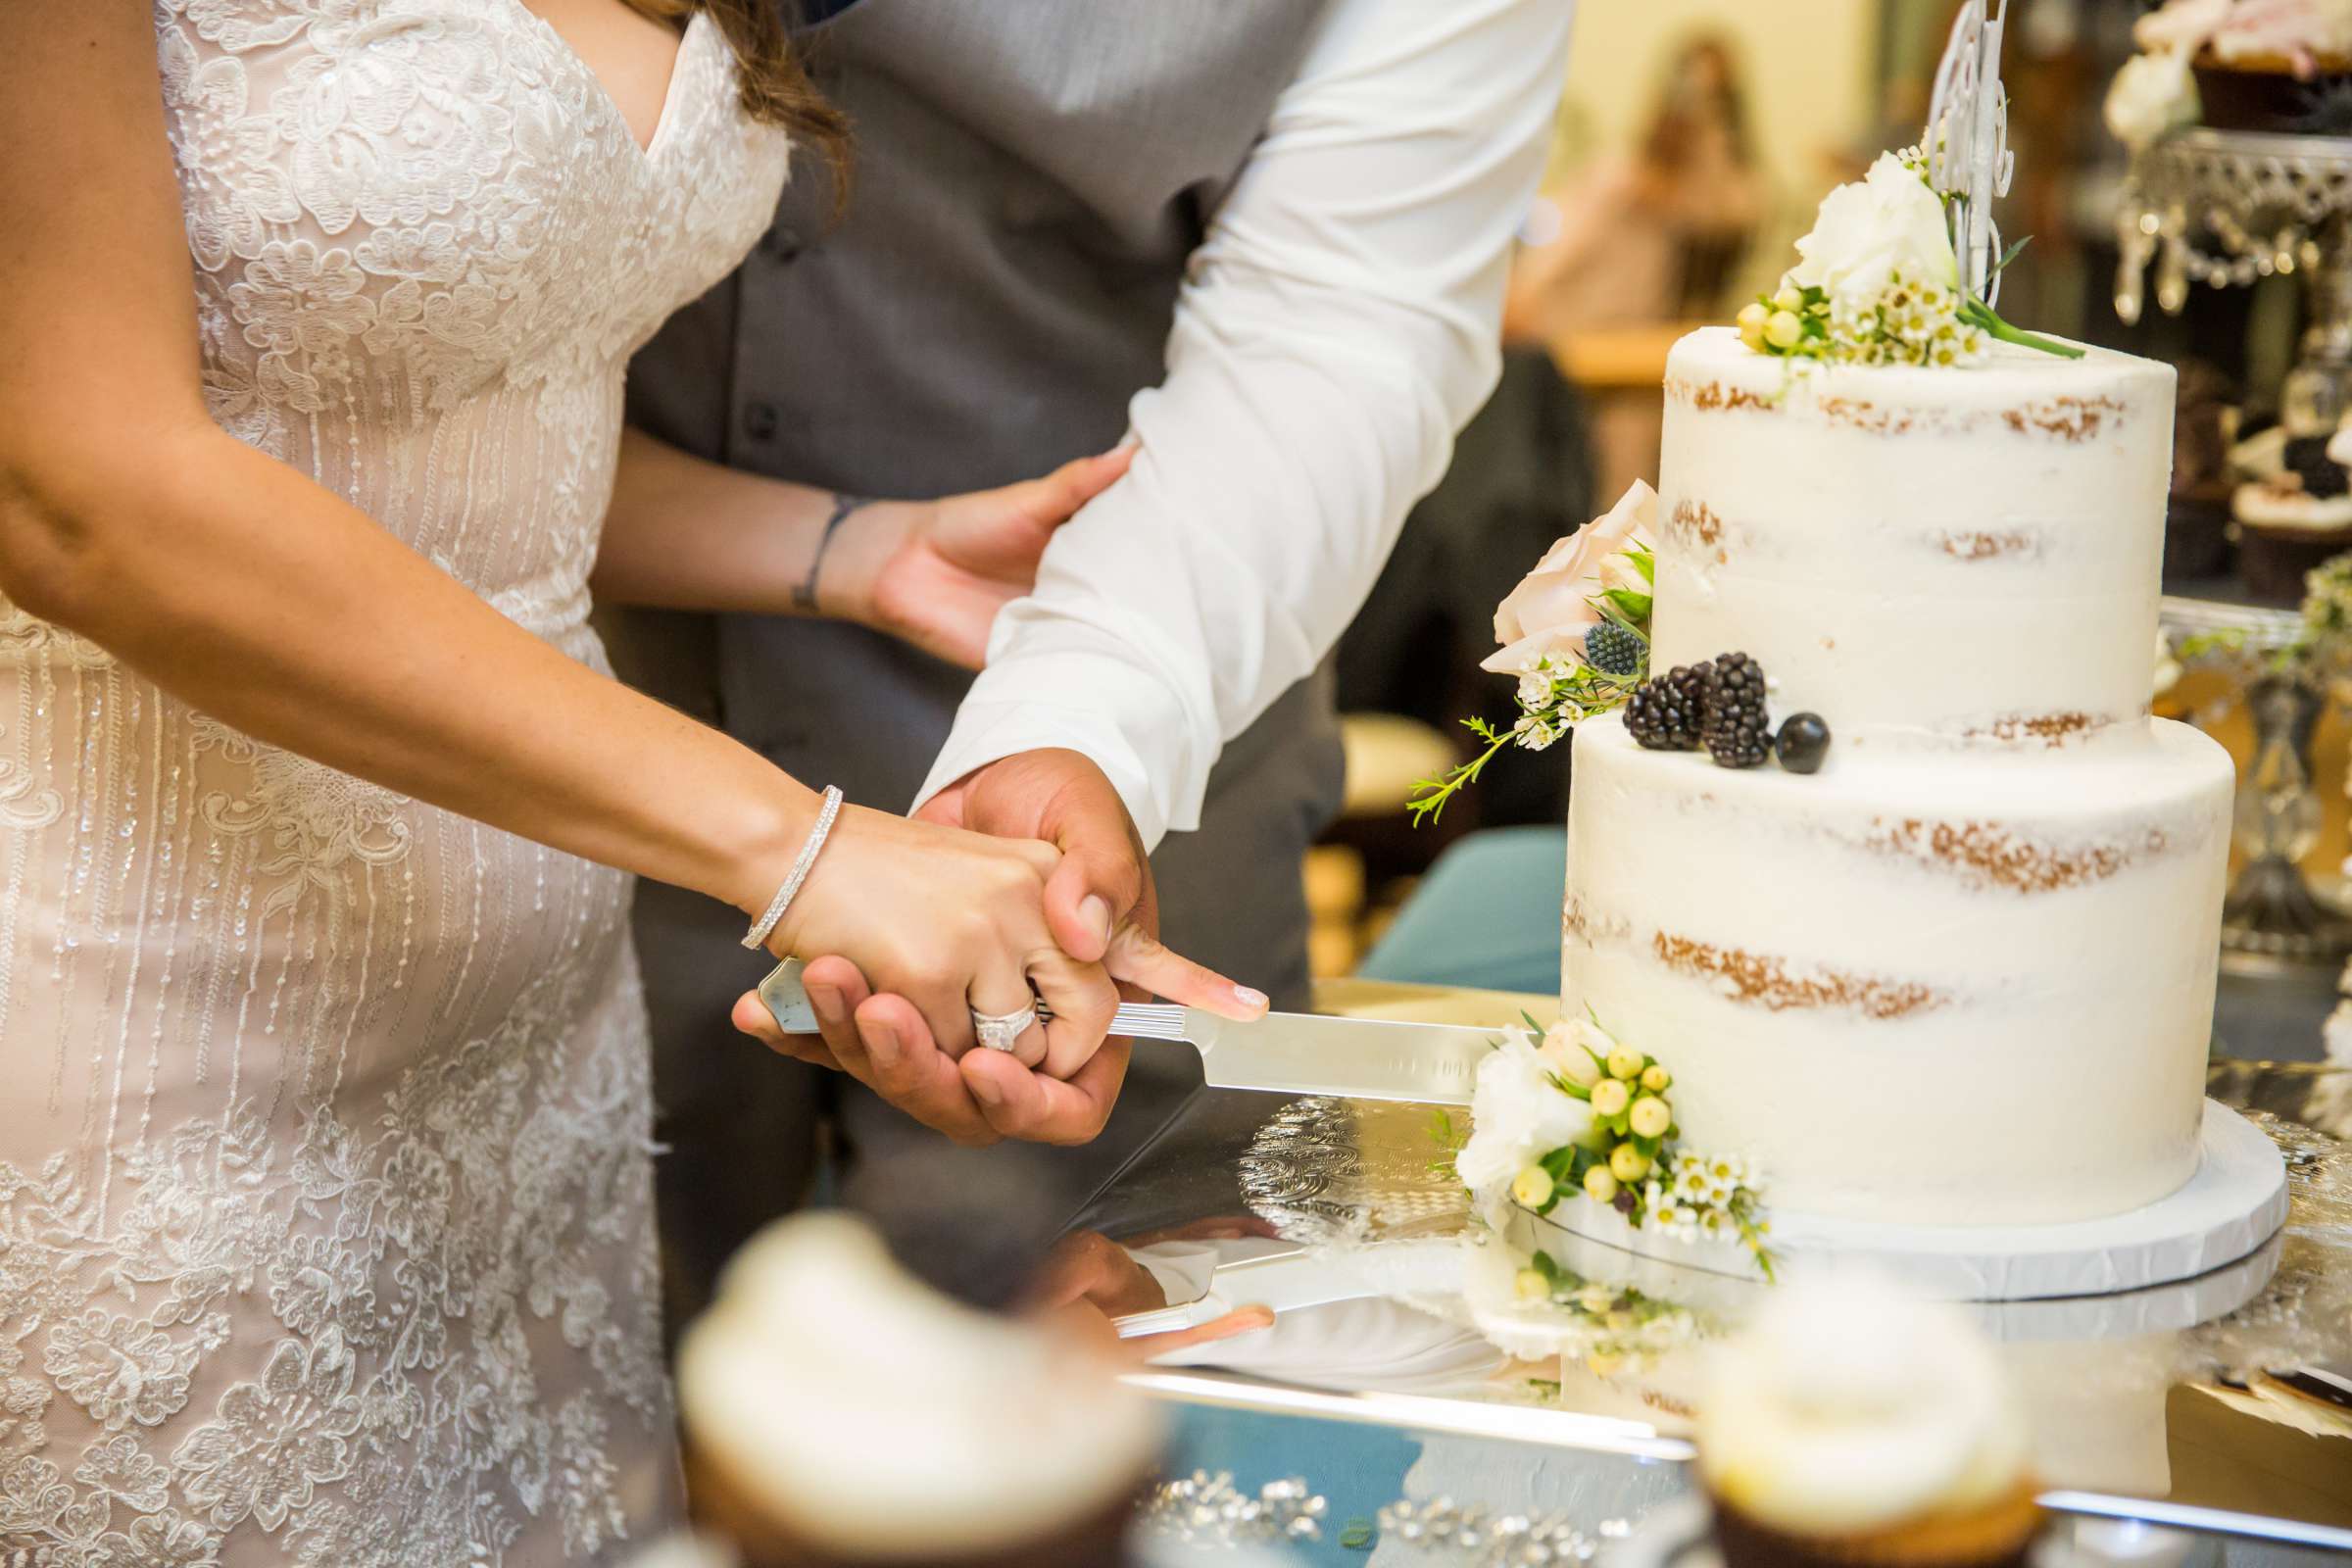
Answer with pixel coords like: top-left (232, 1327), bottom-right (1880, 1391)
top-left (1482, 480), bottom-right (1658, 673)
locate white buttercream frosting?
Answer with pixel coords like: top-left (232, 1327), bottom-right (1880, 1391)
top-left (1656, 327), bottom-right (2176, 749)
top-left (2233, 477), bottom-right (2352, 531)
top-left (1564, 327), bottom-right (2233, 1229)
top-left (1697, 1273), bottom-right (2034, 1536)
top-left (677, 1215), bottom-right (1162, 1560)
top-left (1565, 710), bottom-right (2230, 1224)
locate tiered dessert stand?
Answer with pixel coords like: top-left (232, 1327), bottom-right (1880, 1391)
top-left (2122, 129), bottom-right (2352, 962)
top-left (2115, 126), bottom-right (2352, 434)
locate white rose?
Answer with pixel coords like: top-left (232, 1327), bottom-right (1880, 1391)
top-left (2104, 51), bottom-right (2200, 152)
top-left (1455, 1033), bottom-right (1594, 1195)
top-left (1787, 153), bottom-right (1958, 314)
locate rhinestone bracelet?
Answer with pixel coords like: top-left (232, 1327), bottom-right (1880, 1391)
top-left (742, 785), bottom-right (843, 951)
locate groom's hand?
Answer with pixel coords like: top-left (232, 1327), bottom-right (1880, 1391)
top-left (916, 747), bottom-right (1157, 958)
top-left (730, 955), bottom-right (1129, 1147)
top-left (922, 748), bottom-right (1269, 1015)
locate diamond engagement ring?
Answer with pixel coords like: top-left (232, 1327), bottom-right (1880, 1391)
top-left (968, 1004), bottom-right (1038, 1053)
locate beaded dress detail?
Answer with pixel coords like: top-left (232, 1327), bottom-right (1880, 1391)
top-left (0, 4), bottom-right (789, 1562)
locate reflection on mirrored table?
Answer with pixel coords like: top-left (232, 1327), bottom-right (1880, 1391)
top-left (1091, 984), bottom-right (2352, 1566)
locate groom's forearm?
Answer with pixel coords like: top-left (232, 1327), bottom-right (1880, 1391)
top-left (916, 0), bottom-right (1573, 844)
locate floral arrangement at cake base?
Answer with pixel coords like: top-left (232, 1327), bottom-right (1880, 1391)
top-left (1454, 1014), bottom-right (1776, 1284)
top-left (1459, 1227), bottom-right (1711, 1374)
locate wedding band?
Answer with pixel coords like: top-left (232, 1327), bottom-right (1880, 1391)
top-left (969, 1004), bottom-right (1038, 1053)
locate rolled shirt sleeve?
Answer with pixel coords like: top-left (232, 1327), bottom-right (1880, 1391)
top-left (916, 0), bottom-right (1576, 846)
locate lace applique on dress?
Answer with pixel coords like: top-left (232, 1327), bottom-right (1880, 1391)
top-left (0, 4), bottom-right (790, 1563)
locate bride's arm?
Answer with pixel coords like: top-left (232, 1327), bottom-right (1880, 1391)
top-left (594, 427), bottom-right (1132, 669)
top-left (0, 11), bottom-right (805, 919)
top-left (0, 8), bottom-right (1250, 1087)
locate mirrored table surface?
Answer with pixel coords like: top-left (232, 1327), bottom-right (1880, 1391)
top-left (1090, 984), bottom-right (2352, 1564)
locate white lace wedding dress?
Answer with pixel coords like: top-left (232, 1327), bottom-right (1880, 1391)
top-left (0, 5), bottom-right (788, 1563)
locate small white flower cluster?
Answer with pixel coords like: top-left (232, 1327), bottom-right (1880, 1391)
top-left (1639, 1150), bottom-right (1767, 1248)
top-left (1507, 1252), bottom-right (1704, 1374)
top-left (1739, 271), bottom-right (1986, 370)
top-left (1509, 652), bottom-right (1586, 753)
top-left (1832, 268), bottom-right (1987, 369)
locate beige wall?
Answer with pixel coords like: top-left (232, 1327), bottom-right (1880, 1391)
top-left (1555, 0), bottom-right (1882, 205)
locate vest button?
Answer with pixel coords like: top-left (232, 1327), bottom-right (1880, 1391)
top-left (743, 402), bottom-right (781, 442)
top-left (761, 226), bottom-right (803, 263)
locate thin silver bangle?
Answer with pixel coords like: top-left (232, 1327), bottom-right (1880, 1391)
top-left (742, 785), bottom-right (844, 951)
top-left (791, 494), bottom-right (873, 613)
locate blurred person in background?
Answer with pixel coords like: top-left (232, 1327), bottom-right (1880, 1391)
top-left (1505, 32), bottom-right (1767, 499)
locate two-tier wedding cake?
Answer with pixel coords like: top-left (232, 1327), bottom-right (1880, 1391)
top-left (1437, 86), bottom-right (2278, 1291)
top-left (1563, 328), bottom-right (2233, 1228)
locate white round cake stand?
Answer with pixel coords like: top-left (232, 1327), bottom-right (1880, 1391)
top-left (1518, 1101), bottom-right (2287, 1305)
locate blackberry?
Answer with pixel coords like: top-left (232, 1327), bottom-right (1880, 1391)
top-left (1625, 661), bottom-right (1712, 751)
top-left (2284, 435), bottom-right (2350, 500)
top-left (1703, 651), bottom-right (1771, 768)
top-left (1775, 711), bottom-right (1832, 774)
top-left (1584, 621), bottom-right (1646, 678)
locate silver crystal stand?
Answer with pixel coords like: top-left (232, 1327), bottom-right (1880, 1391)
top-left (2123, 131), bottom-right (2352, 961)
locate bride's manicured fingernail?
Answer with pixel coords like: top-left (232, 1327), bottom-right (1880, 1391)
top-left (863, 1022), bottom-right (901, 1067)
top-left (1233, 984), bottom-right (1268, 1010)
top-left (969, 1074), bottom-right (1004, 1107)
top-left (807, 981), bottom-right (843, 1022)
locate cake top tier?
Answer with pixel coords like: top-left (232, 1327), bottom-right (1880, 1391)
top-left (1667, 324), bottom-right (2171, 436)
top-left (1653, 328), bottom-right (2176, 752)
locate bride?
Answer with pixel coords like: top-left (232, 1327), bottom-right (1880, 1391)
top-left (0, 3), bottom-right (1250, 1562)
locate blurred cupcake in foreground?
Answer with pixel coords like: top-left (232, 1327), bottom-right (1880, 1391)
top-left (677, 1212), bottom-right (1162, 1568)
top-left (1696, 1272), bottom-right (2043, 1568)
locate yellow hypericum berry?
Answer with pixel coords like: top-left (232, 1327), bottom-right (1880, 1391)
top-left (1514, 1267), bottom-right (1551, 1301)
top-left (1511, 1164), bottom-right (1555, 1208)
top-left (1606, 1048), bottom-right (1642, 1082)
top-left (1629, 1096), bottom-right (1672, 1139)
top-left (1583, 1165), bottom-right (1620, 1204)
top-left (1771, 286), bottom-right (1802, 314)
top-left (1588, 1351), bottom-right (1625, 1377)
top-left (1765, 310), bottom-right (1803, 349)
top-left (1590, 1079), bottom-right (1631, 1118)
top-left (1736, 301), bottom-right (1768, 333)
top-left (1641, 1064), bottom-right (1672, 1092)
top-left (1609, 1144), bottom-right (1651, 1183)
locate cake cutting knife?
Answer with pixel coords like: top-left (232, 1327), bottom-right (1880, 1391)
top-left (755, 959), bottom-right (1488, 1105)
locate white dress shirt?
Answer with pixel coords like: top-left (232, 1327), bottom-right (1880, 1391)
top-left (916, 0), bottom-right (1577, 845)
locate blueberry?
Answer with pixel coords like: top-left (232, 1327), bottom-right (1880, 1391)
top-left (1775, 712), bottom-right (1832, 774)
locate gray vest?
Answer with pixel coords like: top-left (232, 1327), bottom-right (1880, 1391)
top-left (620, 0), bottom-right (1343, 1000)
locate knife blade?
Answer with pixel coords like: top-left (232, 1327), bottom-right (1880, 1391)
top-left (755, 959), bottom-right (1490, 1104)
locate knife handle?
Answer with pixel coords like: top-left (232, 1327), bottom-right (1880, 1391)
top-left (757, 959), bottom-right (1193, 1042)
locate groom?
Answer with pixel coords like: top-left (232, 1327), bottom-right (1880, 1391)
top-left (620, 0), bottom-right (1573, 1320)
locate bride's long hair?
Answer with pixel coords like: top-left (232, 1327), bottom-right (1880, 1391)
top-left (627, 0), bottom-right (852, 189)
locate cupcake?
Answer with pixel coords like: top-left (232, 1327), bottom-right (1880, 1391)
top-left (2233, 433), bottom-right (2352, 606)
top-left (676, 1213), bottom-right (1163, 1568)
top-left (1695, 1274), bottom-right (2043, 1568)
top-left (2138, 0), bottom-right (2352, 134)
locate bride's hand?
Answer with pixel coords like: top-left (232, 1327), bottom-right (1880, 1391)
top-left (763, 804), bottom-right (1116, 1073)
top-left (822, 442), bottom-right (1135, 669)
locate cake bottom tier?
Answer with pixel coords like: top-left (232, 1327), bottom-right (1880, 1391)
top-left (1563, 713), bottom-right (2234, 1227)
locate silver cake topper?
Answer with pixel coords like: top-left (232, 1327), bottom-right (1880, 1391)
top-left (1926, 0), bottom-right (2014, 304)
